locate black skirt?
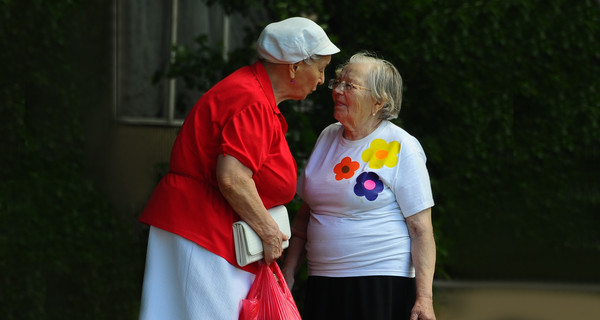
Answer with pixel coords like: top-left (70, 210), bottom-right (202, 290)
top-left (303, 275), bottom-right (416, 320)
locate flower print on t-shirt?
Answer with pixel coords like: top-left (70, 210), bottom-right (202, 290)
top-left (361, 139), bottom-right (401, 169)
top-left (333, 157), bottom-right (360, 180)
top-left (354, 172), bottom-right (384, 201)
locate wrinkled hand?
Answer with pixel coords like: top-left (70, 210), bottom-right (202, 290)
top-left (262, 229), bottom-right (289, 265)
top-left (410, 297), bottom-right (436, 320)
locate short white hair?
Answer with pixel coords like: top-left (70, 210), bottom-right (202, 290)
top-left (337, 51), bottom-right (403, 120)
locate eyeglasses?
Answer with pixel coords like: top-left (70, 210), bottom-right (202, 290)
top-left (328, 79), bottom-right (370, 92)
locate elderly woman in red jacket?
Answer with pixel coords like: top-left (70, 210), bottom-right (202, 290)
top-left (137, 17), bottom-right (339, 320)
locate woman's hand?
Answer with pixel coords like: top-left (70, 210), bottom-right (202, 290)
top-left (261, 228), bottom-right (289, 265)
top-left (410, 296), bottom-right (436, 320)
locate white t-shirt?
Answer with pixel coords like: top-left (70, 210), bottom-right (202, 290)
top-left (298, 121), bottom-right (434, 277)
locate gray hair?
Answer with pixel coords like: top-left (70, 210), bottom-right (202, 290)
top-left (260, 54), bottom-right (326, 66)
top-left (303, 54), bottom-right (327, 65)
top-left (337, 51), bottom-right (403, 120)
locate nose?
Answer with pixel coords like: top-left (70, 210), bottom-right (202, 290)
top-left (333, 83), bottom-right (344, 93)
top-left (318, 73), bottom-right (325, 85)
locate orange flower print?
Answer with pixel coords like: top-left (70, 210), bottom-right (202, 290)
top-left (361, 139), bottom-right (401, 169)
top-left (333, 157), bottom-right (360, 180)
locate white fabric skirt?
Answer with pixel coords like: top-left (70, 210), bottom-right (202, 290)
top-left (139, 226), bottom-right (256, 320)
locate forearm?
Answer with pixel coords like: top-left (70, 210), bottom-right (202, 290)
top-left (411, 228), bottom-right (436, 300)
top-left (217, 161), bottom-right (274, 236)
top-left (282, 202), bottom-right (310, 285)
top-left (406, 208), bottom-right (437, 319)
top-left (283, 236), bottom-right (306, 277)
top-left (285, 203), bottom-right (310, 269)
top-left (406, 208), bottom-right (436, 300)
top-left (216, 155), bottom-right (284, 264)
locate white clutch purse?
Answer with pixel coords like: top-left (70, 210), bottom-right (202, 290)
top-left (233, 205), bottom-right (291, 267)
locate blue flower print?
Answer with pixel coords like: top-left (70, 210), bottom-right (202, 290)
top-left (353, 172), bottom-right (384, 201)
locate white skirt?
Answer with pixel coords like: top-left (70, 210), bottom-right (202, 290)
top-left (139, 226), bottom-right (256, 320)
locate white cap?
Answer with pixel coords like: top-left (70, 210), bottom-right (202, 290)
top-left (257, 17), bottom-right (340, 64)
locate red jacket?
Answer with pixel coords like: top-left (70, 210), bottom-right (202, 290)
top-left (139, 61), bottom-right (297, 274)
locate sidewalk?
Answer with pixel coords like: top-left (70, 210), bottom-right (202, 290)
top-left (434, 280), bottom-right (600, 320)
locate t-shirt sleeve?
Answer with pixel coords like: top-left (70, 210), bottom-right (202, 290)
top-left (221, 104), bottom-right (274, 173)
top-left (394, 138), bottom-right (435, 217)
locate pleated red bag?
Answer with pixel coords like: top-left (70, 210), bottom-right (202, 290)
top-left (239, 262), bottom-right (302, 320)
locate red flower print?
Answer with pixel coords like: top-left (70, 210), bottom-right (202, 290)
top-left (333, 157), bottom-right (360, 180)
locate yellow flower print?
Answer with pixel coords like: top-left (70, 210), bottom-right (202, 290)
top-left (361, 139), bottom-right (401, 169)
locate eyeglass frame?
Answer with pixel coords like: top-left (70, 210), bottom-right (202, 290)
top-left (328, 79), bottom-right (370, 92)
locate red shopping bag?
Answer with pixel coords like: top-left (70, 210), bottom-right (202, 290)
top-left (239, 262), bottom-right (302, 320)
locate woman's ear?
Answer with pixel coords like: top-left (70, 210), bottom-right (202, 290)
top-left (289, 62), bottom-right (301, 79)
top-left (374, 100), bottom-right (384, 113)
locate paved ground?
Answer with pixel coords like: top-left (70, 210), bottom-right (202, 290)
top-left (433, 281), bottom-right (600, 320)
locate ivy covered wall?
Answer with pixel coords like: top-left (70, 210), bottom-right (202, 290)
top-left (1, 1), bottom-right (145, 319)
top-left (321, 0), bottom-right (600, 281)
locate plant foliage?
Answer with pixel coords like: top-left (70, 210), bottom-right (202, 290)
top-left (1, 1), bottom-right (144, 319)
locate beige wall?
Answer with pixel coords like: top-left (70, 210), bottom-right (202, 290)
top-left (83, 101), bottom-right (179, 224)
top-left (106, 125), bottom-right (178, 217)
top-left (78, 1), bottom-right (182, 221)
top-left (434, 281), bottom-right (600, 320)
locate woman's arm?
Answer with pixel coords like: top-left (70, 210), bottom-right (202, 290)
top-left (282, 201), bottom-right (311, 289)
top-left (216, 154), bottom-right (288, 265)
top-left (406, 207), bottom-right (437, 320)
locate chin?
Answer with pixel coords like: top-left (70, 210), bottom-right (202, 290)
top-left (332, 113), bottom-right (342, 123)
top-left (292, 94), bottom-right (308, 101)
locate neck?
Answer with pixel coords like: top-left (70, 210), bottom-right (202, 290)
top-left (263, 61), bottom-right (293, 105)
top-left (343, 118), bottom-right (383, 140)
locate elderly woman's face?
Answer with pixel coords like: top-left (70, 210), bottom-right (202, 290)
top-left (293, 56), bottom-right (332, 99)
top-left (332, 63), bottom-right (375, 128)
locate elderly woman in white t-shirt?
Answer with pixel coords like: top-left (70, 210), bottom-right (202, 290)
top-left (283, 52), bottom-right (437, 320)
